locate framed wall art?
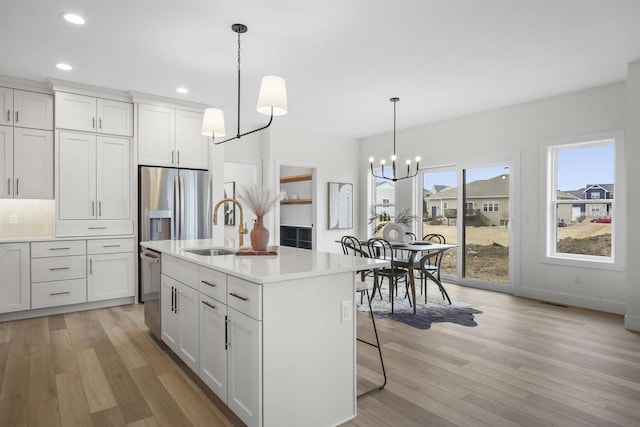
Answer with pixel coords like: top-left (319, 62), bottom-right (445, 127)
top-left (328, 182), bottom-right (353, 230)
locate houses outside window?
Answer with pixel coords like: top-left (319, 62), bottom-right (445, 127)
top-left (483, 201), bottom-right (499, 212)
top-left (542, 131), bottom-right (624, 270)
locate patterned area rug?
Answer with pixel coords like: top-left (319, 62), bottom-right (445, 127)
top-left (358, 287), bottom-right (483, 329)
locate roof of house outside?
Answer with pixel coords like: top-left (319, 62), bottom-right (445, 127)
top-left (426, 175), bottom-right (509, 200)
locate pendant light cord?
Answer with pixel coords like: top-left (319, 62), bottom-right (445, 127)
top-left (236, 30), bottom-right (242, 139)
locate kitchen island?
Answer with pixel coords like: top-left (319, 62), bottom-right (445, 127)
top-left (140, 239), bottom-right (388, 427)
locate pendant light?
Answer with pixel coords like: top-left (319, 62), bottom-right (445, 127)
top-left (369, 97), bottom-right (420, 182)
top-left (201, 23), bottom-right (288, 145)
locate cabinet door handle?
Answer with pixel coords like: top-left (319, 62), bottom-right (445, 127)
top-left (202, 300), bottom-right (217, 310)
top-left (6, 178), bottom-right (10, 195)
top-left (50, 291), bottom-right (71, 296)
top-left (102, 244), bottom-right (121, 248)
top-left (92, 117), bottom-right (95, 129)
top-left (98, 201), bottom-right (102, 217)
top-left (201, 280), bottom-right (216, 288)
top-left (99, 118), bottom-right (102, 130)
top-left (225, 315), bottom-right (230, 349)
top-left (6, 110), bottom-right (9, 122)
top-left (92, 201), bottom-right (95, 216)
top-left (174, 290), bottom-right (180, 312)
top-left (15, 178), bottom-right (18, 195)
top-left (49, 267), bottom-right (70, 271)
top-left (89, 258), bottom-right (93, 274)
top-left (171, 286), bottom-right (175, 312)
top-left (229, 292), bottom-right (249, 301)
top-left (49, 247), bottom-right (71, 251)
top-left (171, 150), bottom-right (175, 165)
top-left (15, 110), bottom-right (18, 123)
top-left (177, 150), bottom-right (180, 165)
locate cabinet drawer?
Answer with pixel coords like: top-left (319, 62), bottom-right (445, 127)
top-left (31, 255), bottom-right (86, 282)
top-left (87, 238), bottom-right (134, 254)
top-left (31, 279), bottom-right (86, 309)
top-left (162, 255), bottom-right (197, 289)
top-left (227, 276), bottom-right (262, 320)
top-left (55, 220), bottom-right (134, 237)
top-left (198, 266), bottom-right (227, 302)
top-left (31, 240), bottom-right (86, 258)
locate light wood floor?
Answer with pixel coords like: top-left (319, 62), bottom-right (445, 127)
top-left (0, 284), bottom-right (639, 427)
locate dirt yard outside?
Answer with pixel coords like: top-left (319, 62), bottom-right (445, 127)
top-left (420, 221), bottom-right (611, 284)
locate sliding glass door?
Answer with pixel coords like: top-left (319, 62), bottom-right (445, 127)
top-left (421, 162), bottom-right (513, 290)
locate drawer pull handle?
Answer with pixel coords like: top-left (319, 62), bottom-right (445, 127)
top-left (49, 247), bottom-right (71, 251)
top-left (202, 301), bottom-right (217, 309)
top-left (201, 280), bottom-right (216, 288)
top-left (49, 267), bottom-right (70, 271)
top-left (50, 291), bottom-right (71, 296)
top-left (229, 292), bottom-right (249, 301)
top-left (88, 227), bottom-right (107, 230)
top-left (102, 244), bottom-right (121, 248)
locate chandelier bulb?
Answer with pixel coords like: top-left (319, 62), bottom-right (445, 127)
top-left (406, 159), bottom-right (411, 165)
top-left (391, 155), bottom-right (397, 161)
top-left (380, 159), bottom-right (386, 165)
top-left (369, 157), bottom-right (375, 163)
top-left (415, 156), bottom-right (421, 162)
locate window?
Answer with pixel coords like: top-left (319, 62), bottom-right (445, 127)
top-left (443, 202), bottom-right (448, 209)
top-left (483, 201), bottom-right (499, 212)
top-left (382, 198), bottom-right (390, 205)
top-left (542, 131), bottom-right (624, 270)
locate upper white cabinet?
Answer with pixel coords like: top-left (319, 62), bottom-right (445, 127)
top-left (138, 103), bottom-right (209, 170)
top-left (0, 125), bottom-right (53, 199)
top-left (0, 87), bottom-right (53, 130)
top-left (58, 132), bottom-right (130, 220)
top-left (0, 243), bottom-right (30, 314)
top-left (55, 92), bottom-right (133, 137)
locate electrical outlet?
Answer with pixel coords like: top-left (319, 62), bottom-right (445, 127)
top-left (573, 272), bottom-right (581, 284)
top-left (9, 213), bottom-right (17, 224)
top-left (340, 300), bottom-right (352, 323)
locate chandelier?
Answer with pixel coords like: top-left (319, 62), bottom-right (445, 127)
top-left (201, 23), bottom-right (288, 145)
top-left (369, 97), bottom-right (420, 182)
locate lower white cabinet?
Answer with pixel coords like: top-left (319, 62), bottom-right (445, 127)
top-left (87, 238), bottom-right (135, 301)
top-left (0, 243), bottom-right (30, 313)
top-left (199, 293), bottom-right (227, 397)
top-left (161, 274), bottom-right (199, 372)
top-left (226, 307), bottom-right (262, 427)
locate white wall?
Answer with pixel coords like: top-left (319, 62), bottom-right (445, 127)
top-left (360, 82), bottom-right (629, 314)
top-left (625, 60), bottom-right (640, 330)
top-left (265, 126), bottom-right (360, 253)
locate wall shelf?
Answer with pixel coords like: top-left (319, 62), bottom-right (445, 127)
top-left (280, 173), bottom-right (312, 184)
top-left (281, 199), bottom-right (312, 205)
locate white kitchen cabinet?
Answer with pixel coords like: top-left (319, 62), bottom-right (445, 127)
top-left (0, 243), bottom-right (30, 314)
top-left (1, 125), bottom-right (53, 199)
top-left (199, 293), bottom-right (227, 400)
top-left (138, 103), bottom-right (208, 169)
top-left (161, 273), bottom-right (199, 372)
top-left (58, 132), bottom-right (130, 220)
top-left (227, 307), bottom-right (262, 427)
top-left (87, 239), bottom-right (134, 302)
top-left (1, 87), bottom-right (53, 130)
top-left (55, 92), bottom-right (133, 136)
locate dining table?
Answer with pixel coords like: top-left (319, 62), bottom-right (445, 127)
top-left (387, 241), bottom-right (457, 314)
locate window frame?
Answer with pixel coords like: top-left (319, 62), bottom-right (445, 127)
top-left (540, 131), bottom-right (625, 271)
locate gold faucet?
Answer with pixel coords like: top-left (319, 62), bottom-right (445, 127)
top-left (213, 198), bottom-right (248, 246)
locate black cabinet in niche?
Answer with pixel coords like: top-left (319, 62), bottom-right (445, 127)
top-left (280, 226), bottom-right (312, 250)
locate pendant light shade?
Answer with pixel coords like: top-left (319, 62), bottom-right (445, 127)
top-left (202, 23), bottom-right (288, 145)
top-left (256, 76), bottom-right (288, 116)
top-left (201, 107), bottom-right (226, 137)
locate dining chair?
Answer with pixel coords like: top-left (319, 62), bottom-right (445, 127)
top-left (366, 237), bottom-right (411, 313)
top-left (341, 236), bottom-right (378, 301)
top-left (415, 234), bottom-right (447, 300)
top-left (418, 249), bottom-right (452, 305)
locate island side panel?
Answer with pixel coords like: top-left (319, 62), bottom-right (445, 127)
top-left (262, 271), bottom-right (356, 427)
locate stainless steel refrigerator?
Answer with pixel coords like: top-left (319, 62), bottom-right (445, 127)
top-left (138, 166), bottom-right (211, 335)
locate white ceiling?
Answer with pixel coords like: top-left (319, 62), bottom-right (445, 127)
top-left (1, 1), bottom-right (639, 139)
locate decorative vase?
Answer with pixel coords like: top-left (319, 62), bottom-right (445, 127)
top-left (250, 216), bottom-right (269, 252)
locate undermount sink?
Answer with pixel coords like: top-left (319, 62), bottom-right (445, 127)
top-left (182, 247), bottom-right (236, 256)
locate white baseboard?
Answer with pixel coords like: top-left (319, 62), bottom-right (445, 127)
top-left (517, 286), bottom-right (626, 314)
top-left (624, 314), bottom-right (640, 331)
top-left (0, 297), bottom-right (135, 322)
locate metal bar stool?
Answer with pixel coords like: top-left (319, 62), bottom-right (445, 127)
top-left (356, 278), bottom-right (387, 398)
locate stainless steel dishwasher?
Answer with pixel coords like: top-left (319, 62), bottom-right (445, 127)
top-left (140, 248), bottom-right (161, 339)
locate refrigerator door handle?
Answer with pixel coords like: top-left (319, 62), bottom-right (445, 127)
top-left (173, 175), bottom-right (180, 240)
top-left (179, 175), bottom-right (185, 239)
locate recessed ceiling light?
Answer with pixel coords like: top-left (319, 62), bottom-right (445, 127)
top-left (63, 13), bottom-right (85, 25)
top-left (56, 63), bottom-right (73, 71)
top-left (176, 87), bottom-right (189, 94)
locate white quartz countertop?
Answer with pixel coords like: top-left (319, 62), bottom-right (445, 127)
top-left (140, 239), bottom-right (389, 284)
